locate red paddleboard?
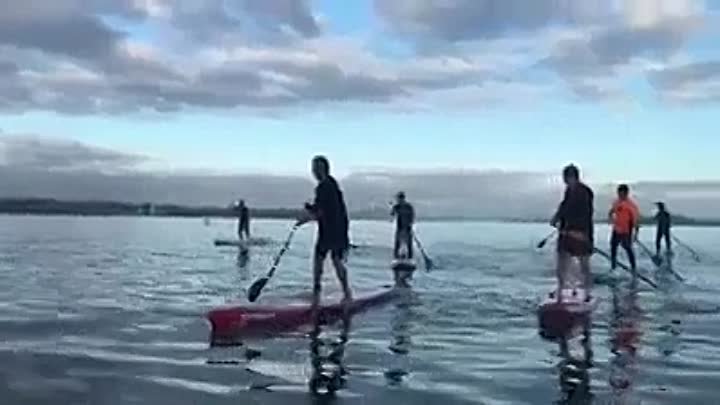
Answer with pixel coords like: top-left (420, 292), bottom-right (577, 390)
top-left (208, 287), bottom-right (400, 345)
top-left (538, 288), bottom-right (597, 339)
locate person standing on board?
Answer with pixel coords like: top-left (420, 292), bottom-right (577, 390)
top-left (297, 156), bottom-right (353, 308)
top-left (551, 164), bottom-right (595, 303)
top-left (235, 200), bottom-right (250, 241)
top-left (391, 192), bottom-right (415, 260)
top-left (608, 184), bottom-right (640, 274)
top-left (654, 202), bottom-right (672, 256)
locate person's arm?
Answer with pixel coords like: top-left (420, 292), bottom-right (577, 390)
top-left (298, 185), bottom-right (325, 225)
top-left (409, 205), bottom-right (415, 227)
top-left (608, 201), bottom-right (616, 223)
top-left (551, 189), bottom-right (569, 227)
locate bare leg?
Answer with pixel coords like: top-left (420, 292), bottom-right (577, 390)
top-left (556, 251), bottom-right (570, 303)
top-left (579, 255), bottom-right (592, 300)
top-left (331, 255), bottom-right (353, 303)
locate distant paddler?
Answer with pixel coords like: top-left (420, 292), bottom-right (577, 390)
top-left (390, 192), bottom-right (415, 260)
top-left (654, 202), bottom-right (672, 257)
top-left (550, 164), bottom-right (595, 303)
top-left (233, 200), bottom-right (250, 241)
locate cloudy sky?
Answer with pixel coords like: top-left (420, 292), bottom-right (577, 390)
top-left (1, 1), bottom-right (719, 217)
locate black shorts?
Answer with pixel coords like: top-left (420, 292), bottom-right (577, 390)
top-left (315, 243), bottom-right (348, 261)
top-left (557, 232), bottom-right (593, 257)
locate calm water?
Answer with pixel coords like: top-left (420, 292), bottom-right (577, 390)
top-left (0, 216), bottom-right (718, 405)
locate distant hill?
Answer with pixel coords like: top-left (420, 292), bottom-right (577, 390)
top-left (0, 198), bottom-right (718, 226)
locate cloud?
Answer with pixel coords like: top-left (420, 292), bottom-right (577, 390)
top-left (649, 61), bottom-right (720, 103)
top-left (0, 135), bottom-right (149, 172)
top-left (1, 134), bottom-right (718, 218)
top-left (0, 1), bottom-right (715, 114)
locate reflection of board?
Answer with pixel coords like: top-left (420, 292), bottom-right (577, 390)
top-left (538, 288), bottom-right (597, 339)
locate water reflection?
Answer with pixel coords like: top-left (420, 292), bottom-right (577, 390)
top-left (385, 287), bottom-right (417, 386)
top-left (556, 319), bottom-right (594, 405)
top-left (236, 249), bottom-right (250, 275)
top-left (308, 312), bottom-right (351, 396)
top-left (608, 280), bottom-right (643, 405)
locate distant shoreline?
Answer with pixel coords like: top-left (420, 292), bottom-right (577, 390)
top-left (1, 198), bottom-right (719, 227)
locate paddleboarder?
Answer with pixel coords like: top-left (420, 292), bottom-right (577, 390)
top-left (551, 164), bottom-right (595, 303)
top-left (608, 184), bottom-right (640, 275)
top-left (297, 156), bottom-right (353, 308)
top-left (234, 200), bottom-right (250, 241)
top-left (390, 192), bottom-right (415, 260)
top-left (654, 202), bottom-right (672, 256)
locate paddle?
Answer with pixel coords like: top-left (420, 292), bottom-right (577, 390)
top-left (671, 235), bottom-right (702, 263)
top-left (536, 230), bottom-right (557, 249)
top-left (592, 247), bottom-right (658, 289)
top-left (247, 224), bottom-right (299, 302)
top-left (413, 232), bottom-right (434, 272)
top-left (635, 239), bottom-right (685, 282)
top-left (635, 239), bottom-right (663, 267)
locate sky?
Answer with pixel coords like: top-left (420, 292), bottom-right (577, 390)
top-left (1, 1), bottom-right (720, 216)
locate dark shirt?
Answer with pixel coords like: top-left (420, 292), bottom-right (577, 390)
top-left (554, 182), bottom-right (594, 237)
top-left (655, 211), bottom-right (671, 233)
top-left (237, 206), bottom-right (249, 227)
top-left (307, 176), bottom-right (349, 247)
top-left (392, 202), bottom-right (415, 230)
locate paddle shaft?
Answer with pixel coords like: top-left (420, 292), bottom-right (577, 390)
top-left (592, 247), bottom-right (658, 289)
top-left (537, 230), bottom-right (557, 249)
top-left (672, 235), bottom-right (702, 261)
top-left (265, 225), bottom-right (299, 279)
top-left (412, 232), bottom-right (433, 271)
top-left (556, 230), bottom-right (658, 289)
top-left (636, 239), bottom-right (660, 264)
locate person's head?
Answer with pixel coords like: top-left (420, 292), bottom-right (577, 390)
top-left (239, 199), bottom-right (245, 207)
top-left (617, 184), bottom-right (630, 200)
top-left (562, 164), bottom-right (580, 186)
top-left (311, 155), bottom-right (330, 181)
top-left (656, 201), bottom-right (666, 212)
top-left (396, 191), bottom-right (406, 203)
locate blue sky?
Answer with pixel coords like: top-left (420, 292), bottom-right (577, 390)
top-left (1, 0), bottom-right (719, 183)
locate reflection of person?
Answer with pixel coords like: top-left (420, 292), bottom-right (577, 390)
top-left (609, 282), bottom-right (642, 403)
top-left (391, 192), bottom-right (415, 259)
top-left (308, 313), bottom-right (351, 395)
top-left (551, 164), bottom-right (595, 303)
top-left (556, 321), bottom-right (593, 405)
top-left (296, 156), bottom-right (353, 310)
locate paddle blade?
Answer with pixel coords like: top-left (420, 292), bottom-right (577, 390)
top-left (424, 257), bottom-right (434, 271)
top-left (247, 277), bottom-right (269, 302)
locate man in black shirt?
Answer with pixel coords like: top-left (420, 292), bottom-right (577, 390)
top-left (551, 164), bottom-right (595, 303)
top-left (235, 200), bottom-right (250, 241)
top-left (654, 202), bottom-right (672, 256)
top-left (391, 192), bottom-right (415, 259)
top-left (297, 156), bottom-right (352, 307)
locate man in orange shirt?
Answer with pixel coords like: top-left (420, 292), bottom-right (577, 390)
top-left (609, 184), bottom-right (640, 274)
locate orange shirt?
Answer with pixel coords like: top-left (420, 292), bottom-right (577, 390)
top-left (611, 199), bottom-right (640, 234)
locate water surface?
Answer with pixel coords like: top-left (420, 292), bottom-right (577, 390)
top-left (0, 216), bottom-right (717, 404)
